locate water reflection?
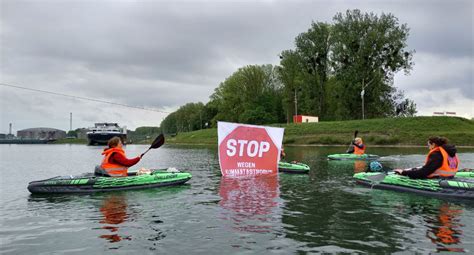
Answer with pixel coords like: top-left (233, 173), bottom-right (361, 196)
top-left (426, 203), bottom-right (464, 252)
top-left (8, 145), bottom-right (474, 253)
top-left (327, 160), bottom-right (368, 175)
top-left (365, 190), bottom-right (467, 253)
top-left (302, 154), bottom-right (469, 253)
top-left (354, 160), bottom-right (367, 173)
top-left (279, 178), bottom-right (406, 253)
top-left (98, 194), bottom-right (131, 243)
top-left (219, 175), bottom-right (280, 233)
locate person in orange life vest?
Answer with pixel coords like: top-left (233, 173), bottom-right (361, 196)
top-left (98, 137), bottom-right (142, 177)
top-left (346, 137), bottom-right (365, 155)
top-left (394, 136), bottom-right (459, 179)
top-left (280, 148), bottom-right (286, 160)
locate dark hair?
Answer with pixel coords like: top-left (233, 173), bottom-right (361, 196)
top-left (107, 136), bottom-right (122, 148)
top-left (428, 136), bottom-right (448, 146)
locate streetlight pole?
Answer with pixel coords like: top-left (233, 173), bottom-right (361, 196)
top-left (361, 78), bottom-right (374, 120)
top-left (361, 70), bottom-right (381, 120)
top-left (361, 81), bottom-right (365, 120)
top-left (294, 88), bottom-right (298, 118)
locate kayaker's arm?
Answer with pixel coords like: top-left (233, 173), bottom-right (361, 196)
top-left (346, 147), bottom-right (354, 153)
top-left (111, 152), bottom-right (141, 167)
top-left (400, 151), bottom-right (443, 179)
top-left (347, 141), bottom-right (363, 153)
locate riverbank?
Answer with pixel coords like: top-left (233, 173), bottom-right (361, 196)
top-left (52, 138), bottom-right (158, 145)
top-left (166, 116), bottom-right (474, 146)
top-left (52, 138), bottom-right (88, 144)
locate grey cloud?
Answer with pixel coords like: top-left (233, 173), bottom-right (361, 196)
top-left (395, 53), bottom-right (473, 100)
top-left (1, 0), bottom-right (473, 131)
top-left (327, 0), bottom-right (473, 58)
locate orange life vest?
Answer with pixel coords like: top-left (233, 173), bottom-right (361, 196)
top-left (354, 144), bottom-right (366, 155)
top-left (100, 147), bottom-right (129, 177)
top-left (426, 146), bottom-right (459, 178)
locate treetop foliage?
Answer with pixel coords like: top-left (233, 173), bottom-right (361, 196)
top-left (161, 9), bottom-right (417, 134)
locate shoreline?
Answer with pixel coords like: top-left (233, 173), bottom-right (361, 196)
top-left (165, 117), bottom-right (474, 147)
top-left (9, 141), bottom-right (474, 149)
top-left (165, 142), bottom-right (474, 149)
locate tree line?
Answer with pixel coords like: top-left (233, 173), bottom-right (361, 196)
top-left (161, 9), bottom-right (417, 134)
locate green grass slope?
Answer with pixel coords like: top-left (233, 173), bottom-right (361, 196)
top-left (167, 117), bottom-right (474, 146)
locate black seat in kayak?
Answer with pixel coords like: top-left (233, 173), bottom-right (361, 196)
top-left (94, 165), bottom-right (138, 177)
top-left (94, 165), bottom-right (111, 177)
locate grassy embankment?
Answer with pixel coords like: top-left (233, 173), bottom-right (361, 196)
top-left (52, 137), bottom-right (157, 145)
top-left (166, 116), bottom-right (474, 147)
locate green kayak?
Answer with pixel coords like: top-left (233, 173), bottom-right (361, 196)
top-left (278, 161), bottom-right (310, 174)
top-left (327, 153), bottom-right (380, 160)
top-left (28, 169), bottom-right (192, 194)
top-left (354, 170), bottom-right (474, 200)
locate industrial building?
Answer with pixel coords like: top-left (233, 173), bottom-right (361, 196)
top-left (17, 127), bottom-right (66, 140)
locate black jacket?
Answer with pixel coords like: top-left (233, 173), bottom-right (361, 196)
top-left (401, 145), bottom-right (457, 179)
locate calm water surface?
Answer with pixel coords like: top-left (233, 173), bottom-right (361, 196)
top-left (1, 144), bottom-right (474, 254)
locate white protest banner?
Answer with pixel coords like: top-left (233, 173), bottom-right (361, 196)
top-left (218, 121), bottom-right (284, 177)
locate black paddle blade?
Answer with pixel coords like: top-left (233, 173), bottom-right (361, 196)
top-left (354, 130), bottom-right (359, 138)
top-left (149, 134), bottom-right (165, 149)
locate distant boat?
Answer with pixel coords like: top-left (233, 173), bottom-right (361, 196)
top-left (86, 123), bottom-right (127, 145)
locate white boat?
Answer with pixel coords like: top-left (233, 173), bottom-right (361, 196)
top-left (86, 123), bottom-right (127, 145)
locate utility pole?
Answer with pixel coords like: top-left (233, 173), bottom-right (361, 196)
top-left (70, 112), bottom-right (72, 131)
top-left (361, 79), bottom-right (373, 120)
top-left (287, 108), bottom-right (290, 124)
top-left (361, 71), bottom-right (380, 120)
top-left (294, 88), bottom-right (298, 117)
top-left (200, 110), bottom-right (202, 130)
top-left (361, 81), bottom-right (365, 120)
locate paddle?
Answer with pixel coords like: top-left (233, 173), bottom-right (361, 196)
top-left (346, 130), bottom-right (358, 153)
top-left (140, 134), bottom-right (165, 158)
top-left (364, 162), bottom-right (414, 183)
top-left (361, 161), bottom-right (394, 184)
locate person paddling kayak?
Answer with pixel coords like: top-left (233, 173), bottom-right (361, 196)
top-left (394, 136), bottom-right (459, 179)
top-left (280, 147), bottom-right (286, 160)
top-left (346, 137), bottom-right (366, 155)
top-left (95, 136), bottom-right (142, 177)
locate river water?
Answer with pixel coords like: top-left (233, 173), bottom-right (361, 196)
top-left (1, 144), bottom-right (473, 254)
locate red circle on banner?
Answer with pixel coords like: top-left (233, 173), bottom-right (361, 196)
top-left (219, 126), bottom-right (279, 177)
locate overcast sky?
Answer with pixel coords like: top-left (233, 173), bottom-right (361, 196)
top-left (1, 0), bottom-right (472, 133)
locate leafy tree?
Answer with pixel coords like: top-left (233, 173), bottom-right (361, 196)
top-left (203, 99), bottom-right (220, 128)
top-left (160, 111), bottom-right (178, 134)
top-left (128, 126), bottom-right (162, 142)
top-left (210, 65), bottom-right (284, 125)
top-left (161, 9), bottom-right (418, 131)
top-left (395, 98), bottom-right (417, 117)
top-left (294, 22), bottom-right (332, 118)
top-left (66, 130), bottom-right (77, 137)
top-left (160, 103), bottom-right (204, 133)
top-left (277, 50), bottom-right (304, 122)
top-left (330, 9), bottom-right (414, 119)
top-left (134, 126), bottom-right (161, 136)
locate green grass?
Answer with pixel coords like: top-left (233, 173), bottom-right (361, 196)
top-left (167, 116), bottom-right (474, 146)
